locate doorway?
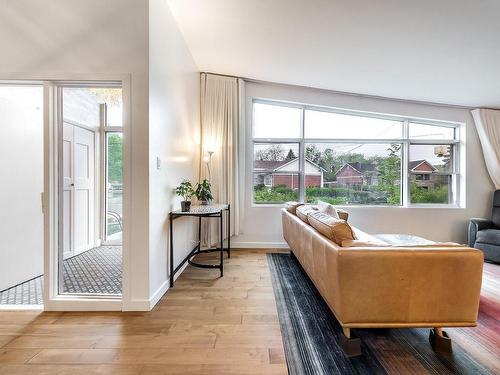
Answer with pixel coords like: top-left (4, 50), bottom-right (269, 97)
top-left (59, 86), bottom-right (123, 296)
top-left (0, 77), bottom-right (128, 310)
top-left (0, 84), bottom-right (44, 306)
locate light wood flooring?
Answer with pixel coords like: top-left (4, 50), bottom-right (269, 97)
top-left (0, 249), bottom-right (288, 375)
top-left (1, 250), bottom-right (498, 375)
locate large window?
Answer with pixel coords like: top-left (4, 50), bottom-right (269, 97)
top-left (252, 101), bottom-right (461, 206)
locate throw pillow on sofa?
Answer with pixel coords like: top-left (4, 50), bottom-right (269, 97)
top-left (307, 211), bottom-right (356, 246)
top-left (317, 200), bottom-right (340, 219)
top-left (296, 205), bottom-right (318, 224)
top-left (317, 200), bottom-right (349, 221)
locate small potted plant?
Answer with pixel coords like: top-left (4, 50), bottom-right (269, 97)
top-left (175, 180), bottom-right (194, 212)
top-left (195, 179), bottom-right (214, 205)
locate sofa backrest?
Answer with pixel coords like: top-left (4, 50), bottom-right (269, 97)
top-left (493, 190), bottom-right (500, 228)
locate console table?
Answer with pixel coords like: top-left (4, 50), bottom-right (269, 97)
top-left (169, 204), bottom-right (230, 287)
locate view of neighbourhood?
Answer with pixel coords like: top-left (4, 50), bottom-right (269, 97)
top-left (252, 102), bottom-right (458, 206)
top-left (106, 132), bottom-right (123, 239)
top-left (253, 140), bottom-right (453, 206)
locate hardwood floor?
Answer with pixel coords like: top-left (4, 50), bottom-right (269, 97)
top-left (447, 261), bottom-right (500, 373)
top-left (0, 249), bottom-right (288, 375)
top-left (0, 250), bottom-right (498, 374)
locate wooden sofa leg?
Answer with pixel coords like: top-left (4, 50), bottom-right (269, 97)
top-left (340, 327), bottom-right (362, 357)
top-left (429, 328), bottom-right (452, 354)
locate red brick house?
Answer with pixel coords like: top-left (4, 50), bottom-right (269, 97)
top-left (408, 159), bottom-right (437, 188)
top-left (334, 160), bottom-right (437, 187)
top-left (334, 162), bottom-right (378, 186)
top-left (254, 158), bottom-right (325, 189)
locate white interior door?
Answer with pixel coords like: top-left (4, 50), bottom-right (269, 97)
top-left (62, 123), bottom-right (95, 259)
top-left (62, 123), bottom-right (73, 259)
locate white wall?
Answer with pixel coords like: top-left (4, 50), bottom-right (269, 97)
top-left (233, 82), bottom-right (495, 247)
top-left (0, 87), bottom-right (44, 291)
top-left (0, 0), bottom-right (151, 307)
top-left (148, 0), bottom-right (200, 300)
top-left (0, 0), bottom-right (200, 309)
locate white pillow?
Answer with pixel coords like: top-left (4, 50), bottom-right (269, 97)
top-left (317, 200), bottom-right (340, 219)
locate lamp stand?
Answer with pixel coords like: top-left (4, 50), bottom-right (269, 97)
top-left (206, 150), bottom-right (214, 183)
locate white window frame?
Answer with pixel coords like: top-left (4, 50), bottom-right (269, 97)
top-left (251, 99), bottom-right (463, 208)
top-left (101, 101), bottom-right (124, 245)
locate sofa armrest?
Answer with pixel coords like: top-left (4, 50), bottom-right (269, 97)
top-left (468, 218), bottom-right (494, 247)
top-left (335, 247), bottom-right (483, 326)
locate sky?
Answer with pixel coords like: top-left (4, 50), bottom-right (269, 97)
top-left (254, 102), bottom-right (453, 165)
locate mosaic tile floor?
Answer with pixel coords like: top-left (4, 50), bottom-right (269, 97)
top-left (0, 246), bottom-right (122, 305)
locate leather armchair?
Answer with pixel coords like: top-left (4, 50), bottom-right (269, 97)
top-left (469, 190), bottom-right (500, 263)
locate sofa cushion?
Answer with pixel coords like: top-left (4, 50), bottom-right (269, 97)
top-left (317, 200), bottom-right (348, 221)
top-left (296, 205), bottom-right (317, 224)
top-left (317, 201), bottom-right (340, 219)
top-left (476, 228), bottom-right (500, 245)
top-left (352, 227), bottom-right (383, 243)
top-left (341, 239), bottom-right (388, 247)
top-left (307, 211), bottom-right (356, 245)
top-left (285, 201), bottom-right (303, 215)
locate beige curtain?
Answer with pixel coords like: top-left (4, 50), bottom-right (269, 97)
top-left (472, 109), bottom-right (500, 189)
top-left (200, 73), bottom-right (243, 246)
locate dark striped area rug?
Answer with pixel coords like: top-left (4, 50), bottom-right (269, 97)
top-left (267, 253), bottom-right (495, 375)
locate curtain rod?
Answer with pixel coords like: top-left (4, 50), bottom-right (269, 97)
top-left (201, 71), bottom-right (485, 110)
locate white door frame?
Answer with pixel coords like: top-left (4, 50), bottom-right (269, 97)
top-left (1, 73), bottom-right (131, 311)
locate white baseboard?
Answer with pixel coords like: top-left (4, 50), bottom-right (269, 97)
top-left (122, 299), bottom-right (150, 311)
top-left (123, 279), bottom-right (170, 311)
top-left (149, 279), bottom-right (169, 309)
top-left (231, 241), bottom-right (288, 249)
top-left (128, 262), bottom-right (189, 311)
top-left (174, 262), bottom-right (189, 282)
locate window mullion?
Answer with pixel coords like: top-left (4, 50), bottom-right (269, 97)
top-left (299, 108), bottom-right (305, 202)
top-left (402, 120), bottom-right (409, 206)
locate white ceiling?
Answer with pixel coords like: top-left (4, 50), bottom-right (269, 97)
top-left (167, 0), bottom-right (500, 108)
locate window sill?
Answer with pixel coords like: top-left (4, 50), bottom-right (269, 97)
top-left (251, 203), bottom-right (465, 209)
top-left (252, 203), bottom-right (287, 208)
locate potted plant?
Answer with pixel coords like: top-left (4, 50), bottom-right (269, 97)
top-left (175, 180), bottom-right (194, 212)
top-left (195, 179), bottom-right (214, 205)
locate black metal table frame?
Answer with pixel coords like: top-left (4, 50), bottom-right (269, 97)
top-left (169, 204), bottom-right (230, 287)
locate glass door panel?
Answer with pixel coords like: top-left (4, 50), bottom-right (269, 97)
top-left (105, 132), bottom-right (123, 242)
top-left (59, 85), bottom-right (123, 296)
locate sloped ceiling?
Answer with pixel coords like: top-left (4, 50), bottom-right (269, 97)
top-left (167, 0), bottom-right (500, 108)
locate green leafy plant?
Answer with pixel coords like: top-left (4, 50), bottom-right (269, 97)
top-left (175, 180), bottom-right (194, 201)
top-left (195, 179), bottom-right (214, 203)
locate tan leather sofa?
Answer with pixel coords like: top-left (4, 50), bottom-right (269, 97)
top-left (281, 208), bottom-right (483, 354)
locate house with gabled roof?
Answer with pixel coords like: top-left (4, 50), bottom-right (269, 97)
top-left (408, 159), bottom-right (438, 188)
top-left (334, 162), bottom-right (378, 186)
top-left (334, 160), bottom-right (438, 188)
top-left (254, 158), bottom-right (325, 189)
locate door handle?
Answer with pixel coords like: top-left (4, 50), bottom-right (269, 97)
top-left (70, 183), bottom-right (75, 186)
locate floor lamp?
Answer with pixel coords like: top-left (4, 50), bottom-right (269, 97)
top-left (203, 148), bottom-right (215, 246)
top-left (204, 150), bottom-right (214, 183)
